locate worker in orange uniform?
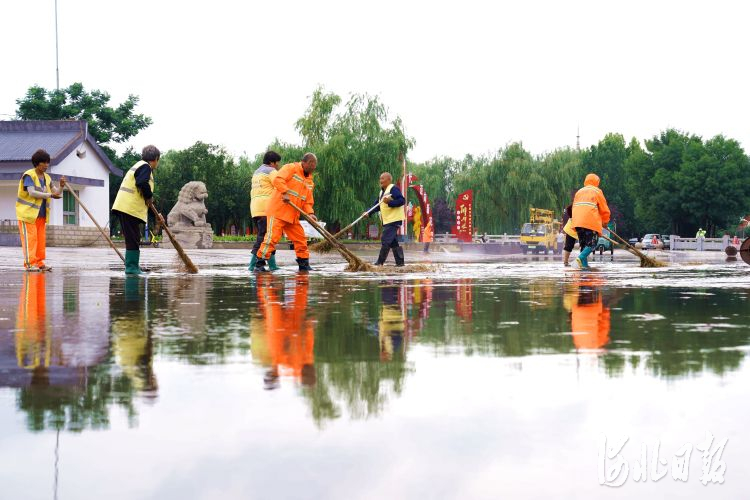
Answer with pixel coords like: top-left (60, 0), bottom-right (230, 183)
top-left (16, 149), bottom-right (67, 271)
top-left (422, 219), bottom-right (433, 253)
top-left (254, 153), bottom-right (318, 272)
top-left (571, 173), bottom-right (610, 268)
top-left (263, 274), bottom-right (315, 389)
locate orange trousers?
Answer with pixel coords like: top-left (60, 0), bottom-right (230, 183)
top-left (257, 216), bottom-right (309, 259)
top-left (18, 217), bottom-right (47, 269)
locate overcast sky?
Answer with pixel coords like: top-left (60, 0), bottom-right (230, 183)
top-left (2, 0), bottom-right (749, 163)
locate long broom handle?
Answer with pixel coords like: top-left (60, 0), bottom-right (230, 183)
top-left (289, 204), bottom-right (362, 264)
top-left (329, 203), bottom-right (380, 240)
top-left (147, 201), bottom-right (199, 274)
top-left (599, 234), bottom-right (642, 259)
top-left (63, 184), bottom-right (125, 263)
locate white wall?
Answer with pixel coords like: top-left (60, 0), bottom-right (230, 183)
top-left (48, 142), bottom-right (111, 228)
top-left (0, 184), bottom-right (16, 223)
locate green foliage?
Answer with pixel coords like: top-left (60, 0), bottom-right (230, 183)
top-left (293, 87), bottom-right (414, 234)
top-left (154, 142), bottom-right (254, 234)
top-left (16, 82), bottom-right (152, 146)
top-left (624, 129), bottom-right (750, 236)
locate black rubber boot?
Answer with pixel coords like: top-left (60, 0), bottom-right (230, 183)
top-left (254, 258), bottom-right (269, 272)
top-left (296, 258), bottom-right (314, 272)
top-left (394, 247), bottom-right (405, 267)
top-left (374, 247), bottom-right (390, 265)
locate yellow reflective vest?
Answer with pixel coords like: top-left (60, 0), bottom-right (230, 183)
top-left (250, 165), bottom-right (277, 217)
top-left (379, 184), bottom-right (405, 225)
top-left (16, 169), bottom-right (52, 224)
top-left (112, 161), bottom-right (153, 222)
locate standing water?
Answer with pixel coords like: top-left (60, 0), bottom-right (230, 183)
top-left (0, 254), bottom-right (748, 499)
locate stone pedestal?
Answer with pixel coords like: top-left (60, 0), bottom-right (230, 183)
top-left (162, 225), bottom-right (214, 249)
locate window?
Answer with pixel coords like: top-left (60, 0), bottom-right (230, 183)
top-left (63, 190), bottom-right (78, 225)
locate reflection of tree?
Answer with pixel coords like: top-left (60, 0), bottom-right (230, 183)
top-left (300, 280), bottom-right (413, 426)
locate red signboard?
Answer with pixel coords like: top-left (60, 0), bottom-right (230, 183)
top-left (455, 189), bottom-right (473, 242)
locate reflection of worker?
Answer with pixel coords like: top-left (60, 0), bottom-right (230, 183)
top-left (571, 173), bottom-right (610, 268)
top-left (564, 277), bottom-right (610, 350)
top-left (16, 149), bottom-right (66, 272)
top-left (367, 172), bottom-right (406, 266)
top-left (379, 285), bottom-right (405, 361)
top-left (255, 153), bottom-right (317, 272)
top-left (263, 275), bottom-right (315, 388)
top-left (15, 273), bottom-right (49, 373)
top-left (111, 277), bottom-right (158, 394)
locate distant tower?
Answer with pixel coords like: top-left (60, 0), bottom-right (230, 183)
top-left (576, 125), bottom-right (580, 151)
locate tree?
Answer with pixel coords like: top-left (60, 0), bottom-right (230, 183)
top-left (581, 133), bottom-right (635, 235)
top-left (293, 87), bottom-right (414, 232)
top-left (16, 83), bottom-right (152, 158)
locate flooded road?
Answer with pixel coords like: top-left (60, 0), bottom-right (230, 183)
top-left (1, 254), bottom-right (748, 498)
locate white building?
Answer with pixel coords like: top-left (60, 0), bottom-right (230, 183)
top-left (0, 120), bottom-right (122, 245)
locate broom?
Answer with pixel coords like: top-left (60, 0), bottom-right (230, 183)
top-left (604, 230), bottom-right (667, 267)
top-left (310, 203), bottom-right (379, 253)
top-left (290, 204), bottom-right (375, 272)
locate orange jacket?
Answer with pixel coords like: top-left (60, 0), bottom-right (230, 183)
top-left (266, 162), bottom-right (315, 224)
top-left (422, 222), bottom-right (433, 243)
top-left (571, 174), bottom-right (610, 233)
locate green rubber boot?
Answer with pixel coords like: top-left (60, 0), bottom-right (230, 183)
top-left (268, 254), bottom-right (279, 271)
top-left (125, 249), bottom-right (142, 275)
top-left (249, 254), bottom-right (258, 271)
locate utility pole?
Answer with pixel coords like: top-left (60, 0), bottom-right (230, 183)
top-left (55, 0), bottom-right (60, 89)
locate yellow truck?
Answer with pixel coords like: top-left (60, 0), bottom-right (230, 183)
top-left (520, 208), bottom-right (561, 255)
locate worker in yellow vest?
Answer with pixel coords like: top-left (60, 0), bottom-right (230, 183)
top-left (249, 150), bottom-right (281, 271)
top-left (112, 145), bottom-right (161, 274)
top-left (365, 172), bottom-right (406, 266)
top-left (16, 149), bottom-right (66, 271)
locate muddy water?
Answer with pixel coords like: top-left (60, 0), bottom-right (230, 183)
top-left (0, 260), bottom-right (748, 498)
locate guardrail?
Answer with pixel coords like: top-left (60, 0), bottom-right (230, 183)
top-left (670, 235), bottom-right (736, 251)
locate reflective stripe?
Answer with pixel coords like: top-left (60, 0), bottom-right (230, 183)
top-left (16, 198), bottom-right (39, 208)
top-left (286, 189), bottom-right (307, 201)
top-left (260, 216), bottom-right (274, 258)
top-left (119, 186), bottom-right (135, 194)
top-left (254, 194), bottom-right (270, 198)
top-left (292, 174), bottom-right (305, 183)
top-left (574, 202), bottom-right (597, 207)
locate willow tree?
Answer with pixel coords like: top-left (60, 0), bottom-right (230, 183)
top-left (294, 87), bottom-right (414, 233)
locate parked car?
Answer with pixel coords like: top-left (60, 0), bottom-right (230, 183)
top-left (628, 237), bottom-right (640, 246)
top-left (641, 233), bottom-right (663, 249)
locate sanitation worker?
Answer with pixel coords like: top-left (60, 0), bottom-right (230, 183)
top-left (423, 219), bottom-right (433, 253)
top-left (561, 204), bottom-right (579, 266)
top-left (254, 153), bottom-right (317, 272)
top-left (571, 173), bottom-right (610, 269)
top-left (248, 150), bottom-right (282, 271)
top-left (16, 149), bottom-right (66, 272)
top-left (366, 172), bottom-right (406, 266)
top-left (111, 145), bottom-right (161, 274)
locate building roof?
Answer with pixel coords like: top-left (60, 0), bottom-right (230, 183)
top-left (0, 120), bottom-right (121, 177)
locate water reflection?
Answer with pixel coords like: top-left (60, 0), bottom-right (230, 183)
top-left (252, 273), bottom-right (315, 389)
top-left (0, 273), bottom-right (140, 432)
top-left (565, 275), bottom-right (611, 350)
top-left (2, 270), bottom-right (750, 435)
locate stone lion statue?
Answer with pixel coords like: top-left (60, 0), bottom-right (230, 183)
top-left (167, 181), bottom-right (209, 228)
